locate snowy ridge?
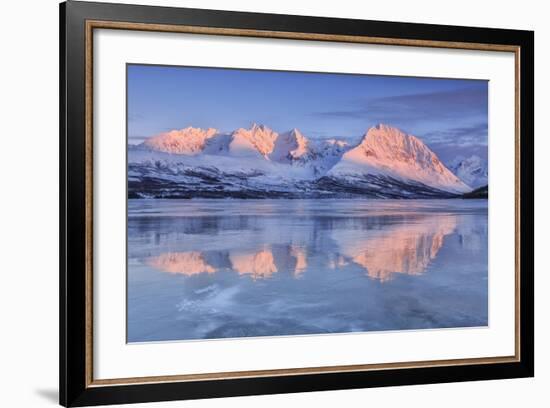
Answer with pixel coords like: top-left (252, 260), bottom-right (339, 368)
top-left (228, 123), bottom-right (279, 158)
top-left (129, 123), bottom-right (476, 199)
top-left (271, 128), bottom-right (310, 163)
top-left (448, 155), bottom-right (488, 189)
top-left (143, 127), bottom-right (218, 155)
top-left (329, 124), bottom-right (470, 193)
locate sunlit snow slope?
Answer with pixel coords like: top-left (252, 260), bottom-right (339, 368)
top-left (128, 123), bottom-right (475, 198)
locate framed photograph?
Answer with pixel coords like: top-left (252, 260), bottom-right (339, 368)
top-left (60, 1), bottom-right (534, 406)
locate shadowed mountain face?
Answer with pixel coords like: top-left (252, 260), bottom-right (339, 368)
top-left (448, 155), bottom-right (488, 189)
top-left (128, 124), bottom-right (474, 199)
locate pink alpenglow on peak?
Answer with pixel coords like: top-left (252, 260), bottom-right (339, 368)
top-left (329, 124), bottom-right (471, 193)
top-left (228, 123), bottom-right (279, 158)
top-left (143, 126), bottom-right (218, 155)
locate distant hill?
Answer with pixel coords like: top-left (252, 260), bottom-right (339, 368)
top-left (448, 155), bottom-right (488, 189)
top-left (462, 185), bottom-right (488, 199)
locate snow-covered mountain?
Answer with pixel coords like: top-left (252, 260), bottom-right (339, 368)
top-left (227, 123), bottom-right (278, 158)
top-left (143, 127), bottom-right (218, 155)
top-left (448, 155), bottom-right (488, 189)
top-left (328, 124), bottom-right (469, 194)
top-left (128, 123), bottom-right (475, 199)
top-left (271, 128), bottom-right (310, 163)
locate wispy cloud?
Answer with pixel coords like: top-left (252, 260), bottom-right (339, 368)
top-left (422, 122), bottom-right (488, 146)
top-left (311, 87), bottom-right (488, 125)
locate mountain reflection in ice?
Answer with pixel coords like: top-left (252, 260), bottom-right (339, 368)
top-left (128, 199), bottom-right (488, 342)
top-left (147, 252), bottom-right (217, 276)
top-left (146, 215), bottom-right (456, 282)
top-left (230, 248), bottom-right (278, 279)
top-left (334, 215), bottom-right (457, 281)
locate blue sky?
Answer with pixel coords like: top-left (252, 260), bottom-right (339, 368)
top-left (127, 64), bottom-right (488, 163)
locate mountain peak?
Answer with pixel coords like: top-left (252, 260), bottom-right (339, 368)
top-left (270, 128), bottom-right (310, 163)
top-left (374, 123), bottom-right (397, 132)
top-left (230, 124), bottom-right (279, 158)
top-left (142, 126), bottom-right (218, 154)
top-left (288, 128), bottom-right (307, 143)
top-left (365, 124), bottom-right (413, 140)
top-left (330, 125), bottom-right (470, 193)
top-left (250, 123), bottom-right (269, 132)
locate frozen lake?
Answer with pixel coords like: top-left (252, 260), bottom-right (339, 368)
top-left (127, 198), bottom-right (488, 342)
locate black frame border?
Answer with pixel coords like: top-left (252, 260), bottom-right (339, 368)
top-left (60, 1), bottom-right (534, 406)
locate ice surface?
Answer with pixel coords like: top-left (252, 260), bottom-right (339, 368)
top-left (127, 198), bottom-right (488, 342)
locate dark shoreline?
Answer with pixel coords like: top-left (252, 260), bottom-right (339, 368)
top-left (128, 175), bottom-right (485, 200)
top-left (127, 192), bottom-right (488, 200)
